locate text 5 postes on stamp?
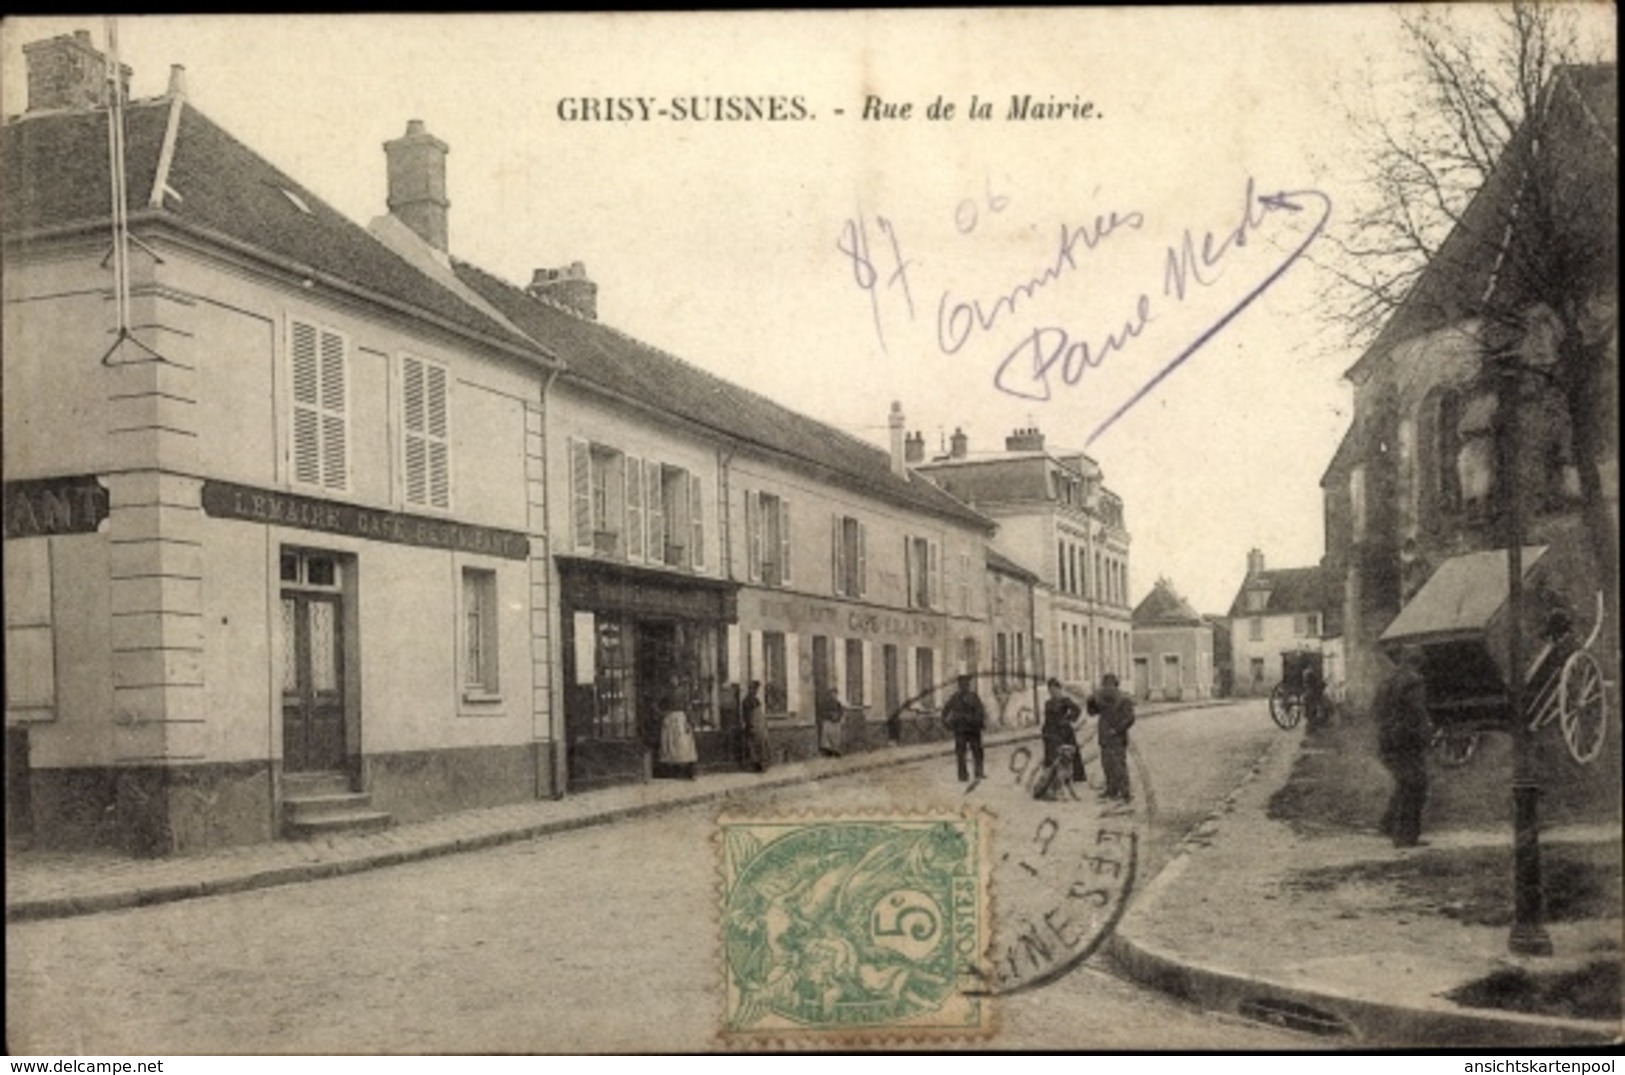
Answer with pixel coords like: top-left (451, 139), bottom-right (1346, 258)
top-left (718, 812), bottom-right (994, 1044)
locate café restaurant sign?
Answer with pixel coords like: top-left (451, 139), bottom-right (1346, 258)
top-left (202, 480), bottom-right (530, 560)
top-left (3, 475), bottom-right (110, 538)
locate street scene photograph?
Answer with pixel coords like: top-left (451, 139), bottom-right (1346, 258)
top-left (2, 7), bottom-right (1619, 1056)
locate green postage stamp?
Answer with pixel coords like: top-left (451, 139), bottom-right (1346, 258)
top-left (718, 812), bottom-right (993, 1043)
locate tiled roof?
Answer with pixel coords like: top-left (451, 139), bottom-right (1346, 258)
top-left (1133, 580), bottom-right (1204, 626)
top-left (985, 547), bottom-right (1038, 583)
top-left (450, 259), bottom-right (993, 530)
top-left (917, 457), bottom-right (1055, 503)
top-left (1, 99), bottom-right (546, 359)
top-left (1346, 64), bottom-right (1617, 381)
top-left (1227, 565), bottom-right (1329, 619)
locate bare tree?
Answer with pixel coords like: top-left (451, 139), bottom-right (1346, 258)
top-left (1321, 1), bottom-right (1618, 620)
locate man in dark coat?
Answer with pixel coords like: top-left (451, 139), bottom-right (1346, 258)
top-left (941, 674), bottom-right (988, 782)
top-left (1087, 673), bottom-right (1135, 801)
top-left (742, 680), bottom-right (770, 772)
top-left (1376, 647), bottom-right (1431, 847)
top-left (1042, 678), bottom-right (1086, 783)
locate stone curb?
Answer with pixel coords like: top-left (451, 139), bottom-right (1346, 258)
top-left (1104, 735), bottom-right (1623, 1048)
top-left (1104, 921), bottom-right (1620, 1047)
top-left (8, 726), bottom-right (1046, 924)
top-left (8, 697), bottom-right (1231, 924)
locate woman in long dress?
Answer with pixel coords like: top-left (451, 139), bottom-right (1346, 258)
top-left (816, 687), bottom-right (845, 757)
top-left (660, 702), bottom-right (699, 780)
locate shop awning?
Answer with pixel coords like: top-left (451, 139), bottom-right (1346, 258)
top-left (556, 555), bottom-right (739, 622)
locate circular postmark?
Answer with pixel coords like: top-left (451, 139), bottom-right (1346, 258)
top-left (904, 670), bottom-right (1149, 996)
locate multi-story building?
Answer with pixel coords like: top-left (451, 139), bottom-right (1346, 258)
top-left (1324, 64), bottom-right (1618, 711)
top-left (1226, 550), bottom-right (1332, 696)
top-left (3, 38), bottom-right (562, 853)
top-left (1130, 579), bottom-right (1212, 701)
top-left (451, 265), bottom-right (998, 784)
top-left (1, 32), bottom-right (1007, 846)
top-left (914, 426), bottom-right (1133, 693)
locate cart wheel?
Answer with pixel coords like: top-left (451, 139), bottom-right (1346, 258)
top-left (1269, 684), bottom-right (1303, 730)
top-left (1430, 727), bottom-right (1480, 768)
top-left (1558, 650), bottom-right (1608, 765)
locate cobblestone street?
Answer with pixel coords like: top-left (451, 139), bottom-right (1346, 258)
top-left (7, 701), bottom-right (1307, 1052)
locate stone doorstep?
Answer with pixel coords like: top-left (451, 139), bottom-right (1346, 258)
top-left (281, 809), bottom-right (395, 839)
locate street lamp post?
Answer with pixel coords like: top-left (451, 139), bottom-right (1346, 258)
top-left (1499, 349), bottom-right (1553, 958)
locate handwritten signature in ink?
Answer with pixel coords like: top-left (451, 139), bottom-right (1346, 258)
top-left (989, 179), bottom-right (1332, 445)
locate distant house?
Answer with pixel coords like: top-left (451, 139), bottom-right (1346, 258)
top-left (1130, 579), bottom-right (1212, 701)
top-left (1226, 549), bottom-right (1333, 695)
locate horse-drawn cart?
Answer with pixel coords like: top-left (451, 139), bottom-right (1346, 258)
top-left (1377, 545), bottom-right (1611, 767)
top-left (1269, 650), bottom-right (1326, 731)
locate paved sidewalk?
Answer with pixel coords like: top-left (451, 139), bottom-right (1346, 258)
top-left (1107, 730), bottom-right (1624, 1048)
top-left (4, 724), bottom-right (1045, 923)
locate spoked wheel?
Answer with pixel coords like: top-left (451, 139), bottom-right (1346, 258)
top-left (1430, 726), bottom-right (1481, 768)
top-left (1558, 650), bottom-right (1609, 765)
top-left (1269, 684), bottom-right (1303, 730)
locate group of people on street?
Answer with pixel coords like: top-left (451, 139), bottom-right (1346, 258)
top-left (939, 673), bottom-right (1136, 801)
top-left (661, 672), bottom-right (1141, 805)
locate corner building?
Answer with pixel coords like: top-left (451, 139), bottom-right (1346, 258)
top-left (2, 40), bottom-right (563, 853)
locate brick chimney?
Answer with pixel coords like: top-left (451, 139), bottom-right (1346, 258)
top-left (23, 31), bottom-right (132, 113)
top-left (904, 431), bottom-right (925, 465)
top-left (888, 402), bottom-right (907, 477)
top-left (1005, 426), bottom-right (1045, 452)
top-left (527, 262), bottom-right (598, 320)
top-left (384, 120), bottom-right (450, 253)
top-left (949, 427), bottom-right (968, 459)
top-left (1247, 548), bottom-right (1265, 577)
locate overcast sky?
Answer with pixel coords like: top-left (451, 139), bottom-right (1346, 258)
top-left (4, 10), bottom-right (1614, 614)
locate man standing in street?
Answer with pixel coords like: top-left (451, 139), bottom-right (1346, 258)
top-left (1088, 673), bottom-right (1135, 802)
top-left (941, 674), bottom-right (988, 783)
top-left (1376, 647), bottom-right (1432, 848)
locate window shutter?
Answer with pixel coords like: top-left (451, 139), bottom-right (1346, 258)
top-left (904, 537), bottom-right (915, 609)
top-left (625, 456), bottom-right (644, 560)
top-left (318, 327), bottom-right (347, 490)
top-left (402, 356), bottom-right (450, 509)
top-left (425, 363), bottom-right (448, 508)
top-left (857, 521), bottom-right (867, 598)
top-left (831, 515), bottom-right (845, 595)
top-left (778, 498), bottom-right (792, 584)
top-left (570, 439), bottom-right (592, 549)
top-left (290, 320), bottom-right (321, 486)
top-left (645, 460), bottom-right (665, 559)
top-left (746, 491), bottom-right (761, 582)
top-left (783, 632), bottom-right (800, 715)
top-left (928, 540), bottom-right (942, 609)
top-left (689, 473), bottom-right (705, 570)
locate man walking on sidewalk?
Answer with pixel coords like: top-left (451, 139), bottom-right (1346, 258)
top-left (1088, 673), bottom-right (1135, 802)
top-left (941, 674), bottom-right (988, 783)
top-left (1376, 647), bottom-right (1431, 847)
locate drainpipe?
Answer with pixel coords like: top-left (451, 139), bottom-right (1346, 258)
top-left (1027, 568), bottom-right (1042, 724)
top-left (540, 368), bottom-right (567, 800)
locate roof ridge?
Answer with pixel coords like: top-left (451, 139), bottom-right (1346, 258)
top-left (455, 258), bottom-right (911, 471)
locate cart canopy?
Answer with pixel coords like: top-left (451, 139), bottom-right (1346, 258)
top-left (1380, 546), bottom-right (1548, 646)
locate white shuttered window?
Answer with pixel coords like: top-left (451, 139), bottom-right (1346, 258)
top-left (402, 355), bottom-right (450, 510)
top-left (290, 318), bottom-right (348, 491)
